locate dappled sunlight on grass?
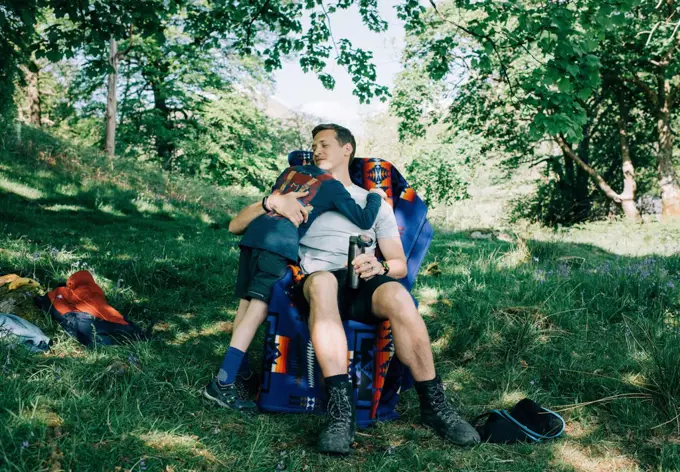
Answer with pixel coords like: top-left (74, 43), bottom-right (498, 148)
top-left (499, 390), bottom-right (528, 407)
top-left (525, 221), bottom-right (680, 257)
top-left (496, 243), bottom-right (532, 269)
top-left (97, 203), bottom-right (125, 217)
top-left (21, 405), bottom-right (64, 428)
top-left (78, 238), bottom-right (99, 252)
top-left (200, 212), bottom-right (215, 225)
top-left (41, 204), bottom-right (91, 213)
top-left (622, 372), bottom-right (648, 389)
top-left (560, 420), bottom-right (593, 440)
top-left (414, 285), bottom-right (442, 303)
top-left (55, 183), bottom-right (79, 196)
top-left (430, 328), bottom-right (453, 352)
top-left (0, 176), bottom-right (43, 200)
top-left (133, 198), bottom-right (161, 214)
top-left (168, 320), bottom-right (233, 346)
top-left (139, 431), bottom-right (218, 462)
top-left (553, 442), bottom-right (639, 472)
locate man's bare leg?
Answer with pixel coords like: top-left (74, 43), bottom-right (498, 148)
top-left (303, 272), bottom-right (348, 377)
top-left (303, 271), bottom-right (355, 454)
top-left (371, 282), bottom-right (436, 381)
top-left (371, 282), bottom-right (480, 446)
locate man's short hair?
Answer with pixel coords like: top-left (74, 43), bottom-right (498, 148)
top-left (312, 123), bottom-right (356, 166)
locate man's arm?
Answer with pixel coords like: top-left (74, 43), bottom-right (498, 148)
top-left (353, 237), bottom-right (407, 279)
top-left (228, 190), bottom-right (310, 235)
top-left (228, 200), bottom-right (265, 235)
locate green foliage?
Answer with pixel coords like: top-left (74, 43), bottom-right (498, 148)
top-left (0, 0), bottom-right (40, 119)
top-left (177, 92), bottom-right (290, 189)
top-left (392, 0), bottom-right (680, 225)
top-left (405, 138), bottom-right (477, 207)
top-left (36, 0), bottom-right (392, 104)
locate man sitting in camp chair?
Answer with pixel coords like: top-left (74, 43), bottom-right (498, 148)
top-left (228, 123), bottom-right (480, 454)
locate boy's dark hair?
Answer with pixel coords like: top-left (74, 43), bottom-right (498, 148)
top-left (312, 123), bottom-right (356, 166)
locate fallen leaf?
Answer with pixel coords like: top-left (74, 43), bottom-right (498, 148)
top-left (421, 262), bottom-right (441, 276)
top-left (8, 277), bottom-right (41, 291)
top-left (439, 298), bottom-right (452, 307)
top-left (0, 274), bottom-right (20, 287)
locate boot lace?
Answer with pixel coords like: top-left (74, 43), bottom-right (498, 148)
top-left (429, 383), bottom-right (463, 426)
top-left (325, 387), bottom-right (352, 434)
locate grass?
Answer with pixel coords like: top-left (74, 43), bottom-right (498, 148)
top-left (1, 128), bottom-right (680, 471)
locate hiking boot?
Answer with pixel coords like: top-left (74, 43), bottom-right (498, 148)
top-left (236, 372), bottom-right (260, 399)
top-left (318, 380), bottom-right (356, 455)
top-left (415, 376), bottom-right (480, 446)
top-left (203, 377), bottom-right (258, 412)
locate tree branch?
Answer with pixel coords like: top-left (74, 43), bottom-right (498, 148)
top-left (554, 135), bottom-right (623, 203)
top-left (245, 0), bottom-right (271, 49)
top-left (116, 25), bottom-right (135, 60)
top-left (320, 0), bottom-right (340, 58)
top-left (624, 75), bottom-right (659, 107)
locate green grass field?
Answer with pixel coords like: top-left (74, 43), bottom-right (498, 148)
top-left (1, 129), bottom-right (679, 471)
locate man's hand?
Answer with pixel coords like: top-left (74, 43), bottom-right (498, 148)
top-left (352, 252), bottom-right (385, 280)
top-left (269, 190), bottom-right (310, 227)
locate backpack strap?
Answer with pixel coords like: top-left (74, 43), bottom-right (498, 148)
top-left (493, 407), bottom-right (565, 442)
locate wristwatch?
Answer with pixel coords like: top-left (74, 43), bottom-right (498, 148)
top-left (380, 260), bottom-right (390, 275)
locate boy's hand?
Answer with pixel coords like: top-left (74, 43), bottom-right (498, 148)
top-left (369, 188), bottom-right (388, 200)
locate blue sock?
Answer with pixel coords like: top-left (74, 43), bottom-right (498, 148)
top-left (217, 346), bottom-right (245, 386)
top-left (238, 352), bottom-right (252, 377)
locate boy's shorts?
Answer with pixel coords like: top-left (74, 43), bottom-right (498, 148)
top-left (235, 247), bottom-right (289, 303)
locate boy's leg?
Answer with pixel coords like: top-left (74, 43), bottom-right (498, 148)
top-left (229, 299), bottom-right (268, 352)
top-left (214, 299), bottom-right (268, 386)
top-left (204, 297), bottom-right (265, 411)
top-left (205, 249), bottom-right (284, 411)
top-left (232, 298), bottom-right (250, 330)
top-left (232, 298), bottom-right (253, 377)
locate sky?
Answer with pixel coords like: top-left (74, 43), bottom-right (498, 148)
top-left (271, 2), bottom-right (408, 135)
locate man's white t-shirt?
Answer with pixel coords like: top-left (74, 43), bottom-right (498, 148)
top-left (298, 184), bottom-right (400, 274)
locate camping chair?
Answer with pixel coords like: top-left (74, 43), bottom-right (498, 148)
top-left (257, 151), bottom-right (434, 428)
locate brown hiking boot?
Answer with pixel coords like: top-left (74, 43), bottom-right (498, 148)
top-left (415, 376), bottom-right (480, 446)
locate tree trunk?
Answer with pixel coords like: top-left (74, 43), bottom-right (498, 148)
top-left (657, 106), bottom-right (680, 218)
top-left (616, 90), bottom-right (641, 221)
top-left (105, 37), bottom-right (118, 158)
top-left (105, 38), bottom-right (118, 157)
top-left (24, 65), bottom-right (41, 126)
top-left (574, 128), bottom-right (592, 220)
top-left (148, 64), bottom-right (174, 170)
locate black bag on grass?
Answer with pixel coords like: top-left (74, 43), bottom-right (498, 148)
top-left (473, 398), bottom-right (565, 444)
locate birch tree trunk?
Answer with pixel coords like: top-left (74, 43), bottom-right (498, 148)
top-left (616, 90), bottom-right (641, 221)
top-left (105, 37), bottom-right (118, 158)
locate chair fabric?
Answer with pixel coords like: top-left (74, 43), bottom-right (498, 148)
top-left (257, 152), bottom-right (433, 428)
